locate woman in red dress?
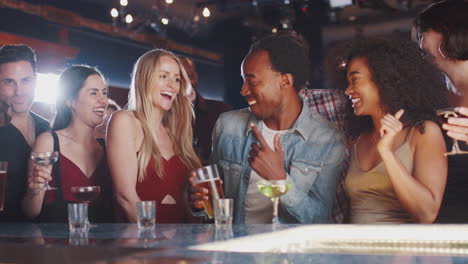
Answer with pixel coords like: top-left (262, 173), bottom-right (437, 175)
top-left (107, 49), bottom-right (201, 223)
top-left (23, 65), bottom-right (113, 222)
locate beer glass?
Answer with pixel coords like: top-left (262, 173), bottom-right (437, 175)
top-left (0, 161), bottom-right (7, 211)
top-left (193, 164), bottom-right (224, 218)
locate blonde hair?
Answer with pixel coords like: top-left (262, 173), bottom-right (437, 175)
top-left (128, 49), bottom-right (201, 182)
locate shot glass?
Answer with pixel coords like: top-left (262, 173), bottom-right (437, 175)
top-left (213, 198), bottom-right (233, 226)
top-left (137, 201), bottom-right (156, 230)
top-left (68, 203), bottom-right (88, 232)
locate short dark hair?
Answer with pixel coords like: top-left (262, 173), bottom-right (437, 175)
top-left (52, 65), bottom-right (106, 131)
top-left (0, 44), bottom-right (37, 73)
top-left (248, 30), bottom-right (310, 92)
top-left (414, 0), bottom-right (468, 60)
top-left (332, 36), bottom-right (448, 139)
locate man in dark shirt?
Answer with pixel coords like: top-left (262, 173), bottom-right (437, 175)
top-left (0, 44), bottom-right (49, 222)
top-left (180, 57), bottom-right (232, 165)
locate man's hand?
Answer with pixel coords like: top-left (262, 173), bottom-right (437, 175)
top-left (248, 123), bottom-right (287, 180)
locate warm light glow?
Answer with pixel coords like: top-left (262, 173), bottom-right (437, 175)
top-left (202, 7), bottom-right (211, 18)
top-left (282, 23), bottom-right (288, 29)
top-left (165, 0), bottom-right (174, 4)
top-left (110, 8), bottom-right (119, 18)
top-left (272, 28), bottom-right (278, 33)
top-left (161, 18), bottom-right (169, 25)
top-left (193, 15), bottom-right (200, 22)
top-left (34, 73), bottom-right (60, 104)
top-left (120, 0), bottom-right (128, 7)
top-left (125, 14), bottom-right (133, 24)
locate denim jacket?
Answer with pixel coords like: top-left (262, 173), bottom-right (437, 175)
top-left (210, 103), bottom-right (346, 224)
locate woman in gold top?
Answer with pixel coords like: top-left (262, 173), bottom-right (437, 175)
top-left (338, 36), bottom-right (448, 223)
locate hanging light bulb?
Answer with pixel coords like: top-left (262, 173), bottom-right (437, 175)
top-left (161, 18), bottom-right (169, 25)
top-left (272, 28), bottom-right (278, 33)
top-left (193, 15), bottom-right (200, 22)
top-left (110, 8), bottom-right (119, 18)
top-left (166, 0), bottom-right (173, 4)
top-left (202, 7), bottom-right (211, 18)
top-left (120, 0), bottom-right (128, 7)
top-left (125, 14), bottom-right (133, 24)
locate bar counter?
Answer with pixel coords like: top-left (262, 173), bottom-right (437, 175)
top-left (1, 223), bottom-right (468, 263)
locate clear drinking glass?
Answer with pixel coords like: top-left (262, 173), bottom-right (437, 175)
top-left (0, 161), bottom-right (7, 211)
top-left (136, 201), bottom-right (156, 230)
top-left (30, 151), bottom-right (59, 190)
top-left (68, 203), bottom-right (88, 233)
top-left (257, 179), bottom-right (292, 224)
top-left (213, 198), bottom-right (233, 226)
top-left (71, 186), bottom-right (101, 228)
top-left (437, 108), bottom-right (468, 156)
top-left (193, 165), bottom-right (225, 219)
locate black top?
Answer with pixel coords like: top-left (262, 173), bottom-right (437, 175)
top-left (436, 136), bottom-right (468, 223)
top-left (0, 112), bottom-right (49, 222)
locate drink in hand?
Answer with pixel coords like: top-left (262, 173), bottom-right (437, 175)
top-left (436, 108), bottom-right (468, 155)
top-left (196, 179), bottom-right (224, 218)
top-left (30, 151), bottom-right (60, 190)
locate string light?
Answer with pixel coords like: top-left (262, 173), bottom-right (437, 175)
top-left (110, 8), bottom-right (118, 18)
top-left (120, 0), bottom-right (128, 7)
top-left (165, 0), bottom-right (173, 4)
top-left (202, 7), bottom-right (211, 18)
top-left (125, 14), bottom-right (133, 24)
top-left (161, 18), bottom-right (169, 25)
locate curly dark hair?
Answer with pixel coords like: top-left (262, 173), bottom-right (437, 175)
top-left (329, 36), bottom-right (448, 140)
top-left (249, 30), bottom-right (310, 92)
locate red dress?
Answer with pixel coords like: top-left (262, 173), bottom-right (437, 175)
top-left (135, 155), bottom-right (191, 223)
top-left (42, 155), bottom-right (114, 223)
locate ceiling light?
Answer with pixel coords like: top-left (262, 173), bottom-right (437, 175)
top-left (110, 8), bottom-right (119, 18)
top-left (161, 18), bottom-right (169, 25)
top-left (284, 0), bottom-right (290, 4)
top-left (202, 7), bottom-right (211, 18)
top-left (166, 0), bottom-right (173, 4)
top-left (120, 0), bottom-right (128, 7)
top-left (125, 14), bottom-right (133, 24)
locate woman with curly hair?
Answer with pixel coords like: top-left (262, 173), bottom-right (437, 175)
top-left (107, 49), bottom-right (201, 223)
top-left (340, 36), bottom-right (448, 223)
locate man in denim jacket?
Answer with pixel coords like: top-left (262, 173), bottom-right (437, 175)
top-left (190, 31), bottom-right (345, 224)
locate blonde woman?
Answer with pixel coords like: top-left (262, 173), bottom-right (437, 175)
top-left (107, 49), bottom-right (201, 223)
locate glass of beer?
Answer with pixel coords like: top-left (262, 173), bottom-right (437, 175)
top-left (193, 164), bottom-right (224, 218)
top-left (0, 161), bottom-right (7, 211)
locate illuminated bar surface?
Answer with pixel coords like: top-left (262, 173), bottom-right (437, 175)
top-left (1, 223), bottom-right (468, 263)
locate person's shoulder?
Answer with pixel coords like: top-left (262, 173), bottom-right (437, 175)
top-left (109, 110), bottom-right (137, 125)
top-left (34, 131), bottom-right (54, 150)
top-left (215, 108), bottom-right (253, 133)
top-left (218, 108), bottom-right (251, 123)
top-left (412, 120), bottom-right (444, 142)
